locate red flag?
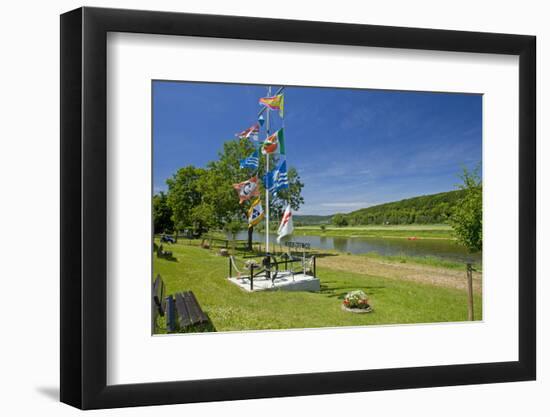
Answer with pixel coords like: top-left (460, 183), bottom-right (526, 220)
top-left (236, 124), bottom-right (259, 140)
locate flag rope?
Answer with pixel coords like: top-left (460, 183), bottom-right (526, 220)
top-left (265, 85), bottom-right (271, 255)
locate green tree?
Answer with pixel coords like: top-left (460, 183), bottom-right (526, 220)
top-left (270, 167), bottom-right (305, 218)
top-left (189, 202), bottom-right (217, 234)
top-left (224, 220), bottom-right (243, 240)
top-left (207, 140), bottom-right (304, 250)
top-left (206, 139), bottom-right (257, 247)
top-left (450, 165), bottom-right (482, 253)
top-left (165, 138), bottom-right (305, 250)
top-left (332, 213), bottom-right (348, 227)
top-left (152, 192), bottom-right (174, 234)
top-left (166, 166), bottom-right (206, 233)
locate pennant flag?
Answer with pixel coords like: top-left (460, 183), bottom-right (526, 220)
top-left (239, 150), bottom-right (259, 170)
top-left (261, 128), bottom-right (285, 155)
top-left (233, 176), bottom-right (260, 204)
top-left (259, 94), bottom-right (284, 117)
top-left (277, 205), bottom-right (294, 242)
top-left (247, 198), bottom-right (265, 228)
top-left (236, 124), bottom-right (260, 141)
top-left (263, 159), bottom-right (289, 197)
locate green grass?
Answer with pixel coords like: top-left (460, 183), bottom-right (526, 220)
top-left (295, 224), bottom-right (454, 239)
top-left (153, 239), bottom-right (482, 334)
top-left (360, 252), bottom-right (482, 271)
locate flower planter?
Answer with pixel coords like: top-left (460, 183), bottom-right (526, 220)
top-left (341, 304), bottom-right (373, 314)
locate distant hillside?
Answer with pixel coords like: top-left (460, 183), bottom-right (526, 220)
top-left (294, 214), bottom-right (333, 226)
top-left (333, 190), bottom-right (466, 226)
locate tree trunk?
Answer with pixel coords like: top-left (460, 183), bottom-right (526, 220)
top-left (247, 226), bottom-right (254, 251)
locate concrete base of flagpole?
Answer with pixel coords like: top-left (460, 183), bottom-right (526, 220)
top-left (228, 271), bottom-right (320, 292)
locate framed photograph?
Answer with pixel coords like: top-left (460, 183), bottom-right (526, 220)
top-left (60, 7), bottom-right (536, 409)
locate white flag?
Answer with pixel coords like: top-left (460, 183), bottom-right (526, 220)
top-left (277, 205), bottom-right (294, 243)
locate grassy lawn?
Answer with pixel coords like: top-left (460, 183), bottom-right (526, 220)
top-left (153, 239), bottom-right (482, 334)
top-left (295, 224), bottom-right (454, 239)
top-left (360, 252), bottom-right (481, 271)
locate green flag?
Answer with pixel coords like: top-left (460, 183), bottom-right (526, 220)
top-left (261, 128), bottom-right (285, 155)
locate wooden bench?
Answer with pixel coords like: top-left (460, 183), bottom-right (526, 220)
top-left (152, 275), bottom-right (209, 333)
top-left (173, 291), bottom-right (209, 329)
top-left (156, 244), bottom-right (173, 259)
top-left (152, 274), bottom-right (166, 315)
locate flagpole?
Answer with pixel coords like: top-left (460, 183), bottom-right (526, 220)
top-left (265, 86), bottom-right (271, 257)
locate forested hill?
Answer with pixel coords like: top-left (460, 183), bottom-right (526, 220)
top-left (335, 190), bottom-right (466, 225)
top-left (293, 214), bottom-right (333, 225)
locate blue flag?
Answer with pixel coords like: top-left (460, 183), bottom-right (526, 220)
top-left (263, 159), bottom-right (289, 197)
top-left (239, 150), bottom-right (259, 169)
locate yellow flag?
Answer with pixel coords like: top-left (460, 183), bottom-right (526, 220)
top-left (259, 94), bottom-right (284, 117)
top-left (247, 198), bottom-right (265, 228)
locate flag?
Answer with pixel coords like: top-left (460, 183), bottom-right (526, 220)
top-left (261, 128), bottom-right (285, 155)
top-left (247, 198), bottom-right (265, 228)
top-left (236, 124), bottom-right (259, 141)
top-left (239, 150), bottom-right (259, 169)
top-left (259, 94), bottom-right (284, 117)
top-left (277, 205), bottom-right (294, 242)
top-left (233, 176), bottom-right (260, 204)
top-left (263, 159), bottom-right (289, 197)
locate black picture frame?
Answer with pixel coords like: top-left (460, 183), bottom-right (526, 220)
top-left (60, 6), bottom-right (536, 410)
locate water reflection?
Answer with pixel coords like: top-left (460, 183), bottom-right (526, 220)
top-left (232, 231), bottom-right (481, 264)
top-left (332, 237), bottom-right (349, 253)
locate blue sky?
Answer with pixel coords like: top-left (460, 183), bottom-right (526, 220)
top-left (153, 81), bottom-right (482, 215)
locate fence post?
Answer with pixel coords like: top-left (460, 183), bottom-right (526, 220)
top-left (229, 256), bottom-right (232, 278)
top-left (250, 263), bottom-right (254, 291)
top-left (466, 263), bottom-right (474, 321)
top-left (313, 256), bottom-right (317, 277)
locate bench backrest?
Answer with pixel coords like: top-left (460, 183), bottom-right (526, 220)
top-left (152, 274), bottom-right (166, 315)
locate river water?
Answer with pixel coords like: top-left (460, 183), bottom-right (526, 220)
top-left (232, 231), bottom-right (481, 264)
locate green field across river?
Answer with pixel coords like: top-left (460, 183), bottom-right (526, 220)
top-left (295, 224), bottom-right (454, 239)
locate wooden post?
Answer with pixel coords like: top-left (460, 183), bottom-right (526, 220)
top-left (313, 256), bottom-right (317, 278)
top-left (249, 263), bottom-right (254, 291)
top-left (229, 256), bottom-right (232, 278)
top-left (466, 263), bottom-right (474, 321)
